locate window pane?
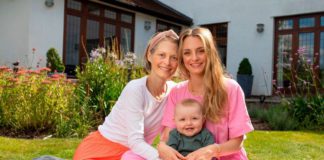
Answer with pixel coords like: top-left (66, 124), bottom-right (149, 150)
top-left (299, 17), bottom-right (315, 28)
top-left (65, 15), bottom-right (80, 65)
top-left (321, 16), bottom-right (324, 26)
top-left (157, 23), bottom-right (167, 32)
top-left (67, 0), bottom-right (81, 10)
top-left (299, 32), bottom-right (314, 64)
top-left (278, 19), bottom-right (293, 30)
top-left (121, 14), bottom-right (132, 23)
top-left (277, 34), bottom-right (292, 87)
top-left (104, 24), bottom-right (116, 48)
top-left (86, 20), bottom-right (100, 54)
top-left (105, 9), bottom-right (116, 19)
top-left (120, 27), bottom-right (132, 55)
top-left (320, 32), bottom-right (324, 84)
top-left (88, 4), bottom-right (100, 16)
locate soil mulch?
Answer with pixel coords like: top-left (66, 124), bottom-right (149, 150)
top-left (251, 118), bottom-right (271, 130)
top-left (0, 127), bottom-right (52, 139)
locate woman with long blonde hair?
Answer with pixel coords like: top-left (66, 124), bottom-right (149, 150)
top-left (158, 27), bottom-right (254, 160)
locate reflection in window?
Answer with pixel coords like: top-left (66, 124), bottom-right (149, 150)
top-left (278, 19), bottom-right (293, 30)
top-left (277, 34), bottom-right (292, 87)
top-left (157, 23), bottom-right (168, 32)
top-left (120, 27), bottom-right (131, 56)
top-left (88, 4), bottom-right (100, 15)
top-left (86, 20), bottom-right (99, 54)
top-left (105, 10), bottom-right (116, 19)
top-left (299, 32), bottom-right (314, 64)
top-left (104, 24), bottom-right (116, 48)
top-left (121, 14), bottom-right (132, 23)
top-left (67, 0), bottom-right (81, 10)
top-left (320, 32), bottom-right (324, 83)
top-left (299, 17), bottom-right (315, 28)
top-left (321, 16), bottom-right (324, 26)
top-left (65, 15), bottom-right (80, 65)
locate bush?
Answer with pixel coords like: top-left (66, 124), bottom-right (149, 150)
top-left (273, 47), bottom-right (324, 130)
top-left (75, 47), bottom-right (145, 126)
top-left (46, 48), bottom-right (65, 72)
top-left (248, 104), bottom-right (299, 130)
top-left (0, 67), bottom-right (83, 137)
top-left (237, 58), bottom-right (252, 75)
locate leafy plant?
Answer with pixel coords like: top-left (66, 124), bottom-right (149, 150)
top-left (46, 48), bottom-right (65, 72)
top-left (75, 46), bottom-right (145, 125)
top-left (247, 104), bottom-right (298, 130)
top-left (237, 58), bottom-right (252, 75)
top-left (0, 67), bottom-right (83, 137)
top-left (273, 47), bottom-right (324, 130)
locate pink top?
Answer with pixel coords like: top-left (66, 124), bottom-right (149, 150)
top-left (162, 78), bottom-right (254, 160)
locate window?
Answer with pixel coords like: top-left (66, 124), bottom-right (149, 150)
top-left (299, 17), bottom-right (315, 28)
top-left (64, 0), bottom-right (134, 68)
top-left (274, 12), bottom-right (324, 90)
top-left (156, 20), bottom-right (181, 34)
top-left (201, 23), bottom-right (228, 66)
top-left (278, 19), bottom-right (293, 30)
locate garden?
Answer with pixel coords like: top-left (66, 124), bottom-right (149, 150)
top-left (0, 47), bottom-right (323, 159)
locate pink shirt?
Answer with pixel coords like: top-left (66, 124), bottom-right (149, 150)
top-left (162, 78), bottom-right (254, 160)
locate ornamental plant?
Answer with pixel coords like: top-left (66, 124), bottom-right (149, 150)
top-left (0, 66), bottom-right (88, 137)
top-left (273, 47), bottom-right (324, 130)
top-left (46, 48), bottom-right (65, 72)
top-left (76, 46), bottom-right (145, 125)
top-left (237, 58), bottom-right (252, 75)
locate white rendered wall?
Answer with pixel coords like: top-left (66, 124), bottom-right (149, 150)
top-left (134, 13), bottom-right (157, 65)
top-left (160, 0), bottom-right (324, 95)
top-left (0, 0), bottom-right (64, 68)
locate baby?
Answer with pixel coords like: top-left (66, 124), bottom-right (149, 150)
top-left (167, 98), bottom-right (215, 157)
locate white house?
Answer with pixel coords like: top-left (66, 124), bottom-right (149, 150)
top-left (1, 0), bottom-right (323, 96)
top-left (161, 0), bottom-right (324, 96)
top-left (0, 0), bottom-right (192, 74)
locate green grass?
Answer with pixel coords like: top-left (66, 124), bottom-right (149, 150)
top-left (0, 137), bottom-right (80, 160)
top-left (0, 131), bottom-right (323, 160)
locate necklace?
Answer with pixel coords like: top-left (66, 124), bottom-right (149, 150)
top-left (147, 77), bottom-right (168, 101)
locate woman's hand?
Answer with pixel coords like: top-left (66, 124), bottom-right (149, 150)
top-left (185, 144), bottom-right (220, 160)
top-left (157, 142), bottom-right (186, 160)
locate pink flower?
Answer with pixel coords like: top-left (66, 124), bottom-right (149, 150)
top-left (32, 48), bottom-right (36, 52)
top-left (272, 79), bottom-right (277, 85)
top-left (297, 47), bottom-right (306, 54)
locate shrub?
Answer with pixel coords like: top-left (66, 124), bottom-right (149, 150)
top-left (0, 67), bottom-right (82, 136)
top-left (273, 47), bottom-right (324, 130)
top-left (75, 47), bottom-right (145, 125)
top-left (46, 48), bottom-right (65, 72)
top-left (247, 104), bottom-right (299, 130)
top-left (237, 58), bottom-right (252, 75)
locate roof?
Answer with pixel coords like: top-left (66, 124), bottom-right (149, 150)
top-left (100, 0), bottom-right (193, 26)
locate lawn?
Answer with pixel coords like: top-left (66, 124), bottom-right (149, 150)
top-left (0, 130), bottom-right (323, 160)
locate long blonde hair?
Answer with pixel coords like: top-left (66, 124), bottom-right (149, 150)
top-left (178, 27), bottom-right (228, 123)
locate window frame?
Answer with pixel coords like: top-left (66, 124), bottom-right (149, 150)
top-left (63, 0), bottom-right (135, 66)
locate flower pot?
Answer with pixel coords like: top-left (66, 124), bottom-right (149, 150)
top-left (237, 74), bottom-right (254, 97)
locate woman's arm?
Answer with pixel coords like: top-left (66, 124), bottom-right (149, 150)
top-left (186, 135), bottom-right (244, 160)
top-left (157, 127), bottom-right (185, 160)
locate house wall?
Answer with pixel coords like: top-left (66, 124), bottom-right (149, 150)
top-left (134, 13), bottom-right (156, 65)
top-left (0, 0), bottom-right (64, 68)
top-left (160, 0), bottom-right (324, 95)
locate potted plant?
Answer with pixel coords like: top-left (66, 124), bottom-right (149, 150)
top-left (46, 48), bottom-right (65, 73)
top-left (237, 58), bottom-right (253, 97)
